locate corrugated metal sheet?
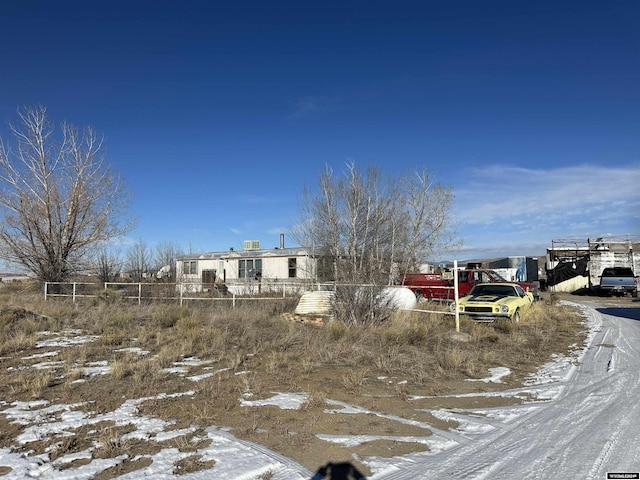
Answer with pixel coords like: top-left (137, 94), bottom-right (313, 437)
top-left (295, 291), bottom-right (335, 315)
top-left (548, 275), bottom-right (589, 293)
top-left (489, 256), bottom-right (525, 269)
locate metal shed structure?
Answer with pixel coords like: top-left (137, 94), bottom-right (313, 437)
top-left (545, 236), bottom-right (639, 293)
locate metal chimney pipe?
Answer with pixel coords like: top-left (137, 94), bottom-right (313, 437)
top-left (280, 233), bottom-right (285, 249)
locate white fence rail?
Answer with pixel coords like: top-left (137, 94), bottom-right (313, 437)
top-left (43, 281), bottom-right (323, 305)
top-left (42, 281), bottom-right (454, 319)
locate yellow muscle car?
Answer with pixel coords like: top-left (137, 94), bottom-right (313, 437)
top-left (452, 282), bottom-right (535, 322)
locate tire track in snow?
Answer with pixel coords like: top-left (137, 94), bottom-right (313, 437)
top-left (379, 301), bottom-right (640, 479)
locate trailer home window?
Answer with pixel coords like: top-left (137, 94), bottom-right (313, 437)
top-left (239, 259), bottom-right (262, 279)
top-left (288, 258), bottom-right (297, 278)
top-left (183, 261), bottom-right (197, 275)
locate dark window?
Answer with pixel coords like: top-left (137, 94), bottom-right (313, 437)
top-left (601, 267), bottom-right (634, 277)
top-left (239, 259), bottom-right (262, 279)
top-left (202, 270), bottom-right (216, 284)
top-left (239, 260), bottom-right (247, 279)
top-left (472, 284), bottom-right (516, 296)
top-left (288, 258), bottom-right (297, 278)
top-left (183, 261), bottom-right (197, 275)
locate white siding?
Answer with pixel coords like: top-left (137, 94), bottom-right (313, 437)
top-left (261, 257), bottom-right (288, 279)
top-left (588, 250), bottom-right (640, 288)
top-left (177, 251), bottom-right (316, 286)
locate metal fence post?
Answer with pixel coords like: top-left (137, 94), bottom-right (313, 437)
top-left (72, 283), bottom-right (77, 303)
top-left (454, 260), bottom-right (460, 333)
top-left (44, 282), bottom-right (48, 301)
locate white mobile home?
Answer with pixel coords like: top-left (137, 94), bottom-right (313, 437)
top-left (176, 239), bottom-right (317, 294)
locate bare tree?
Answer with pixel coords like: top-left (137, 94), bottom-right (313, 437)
top-left (125, 240), bottom-right (151, 282)
top-left (296, 165), bottom-right (343, 282)
top-left (152, 241), bottom-right (182, 281)
top-left (90, 246), bottom-right (123, 283)
top-left (394, 167), bottom-right (456, 275)
top-left (294, 162), bottom-right (455, 325)
top-left (0, 106), bottom-right (133, 282)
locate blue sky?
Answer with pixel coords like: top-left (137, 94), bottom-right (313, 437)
top-left (1, 0), bottom-right (638, 262)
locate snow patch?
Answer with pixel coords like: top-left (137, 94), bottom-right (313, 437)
top-left (35, 331), bottom-right (98, 348)
top-left (316, 434), bottom-right (430, 448)
top-left (240, 392), bottom-right (308, 410)
top-left (466, 367), bottom-right (511, 383)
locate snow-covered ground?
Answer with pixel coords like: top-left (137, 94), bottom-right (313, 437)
top-left (369, 300), bottom-right (640, 479)
top-left (1, 300), bottom-right (638, 479)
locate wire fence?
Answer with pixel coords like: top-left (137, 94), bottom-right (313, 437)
top-left (43, 280), bottom-right (323, 306)
top-left (42, 280), bottom-right (455, 321)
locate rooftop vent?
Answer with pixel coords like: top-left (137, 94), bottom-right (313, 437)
top-left (243, 240), bottom-right (260, 251)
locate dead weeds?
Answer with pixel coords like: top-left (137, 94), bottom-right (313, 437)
top-left (0, 287), bottom-right (591, 474)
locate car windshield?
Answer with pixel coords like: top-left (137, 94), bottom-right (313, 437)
top-left (470, 284), bottom-right (517, 296)
top-left (487, 271), bottom-right (508, 282)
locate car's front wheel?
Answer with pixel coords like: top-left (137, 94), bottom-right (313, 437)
top-left (511, 309), bottom-right (520, 323)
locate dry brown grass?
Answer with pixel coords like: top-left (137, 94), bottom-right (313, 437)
top-left (341, 369), bottom-right (369, 394)
top-left (96, 424), bottom-right (136, 457)
top-left (0, 284), bottom-right (589, 474)
top-left (0, 288), bottom-right (585, 392)
top-left (173, 454), bottom-right (216, 475)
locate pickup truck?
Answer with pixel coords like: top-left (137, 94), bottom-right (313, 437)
top-left (597, 267), bottom-right (638, 297)
top-left (402, 268), bottom-right (539, 301)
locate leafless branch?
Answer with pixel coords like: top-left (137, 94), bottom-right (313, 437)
top-left (0, 106), bottom-right (134, 281)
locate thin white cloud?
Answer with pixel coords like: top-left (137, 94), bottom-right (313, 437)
top-left (447, 163), bottom-right (640, 260)
top-left (455, 164), bottom-right (640, 228)
top-left (287, 95), bottom-right (335, 119)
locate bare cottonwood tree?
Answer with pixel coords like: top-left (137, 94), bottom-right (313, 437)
top-left (152, 241), bottom-right (183, 281)
top-left (90, 246), bottom-right (123, 283)
top-left (294, 162), bottom-right (455, 325)
top-left (0, 106), bottom-right (133, 282)
top-left (394, 167), bottom-right (456, 275)
top-left (125, 240), bottom-right (151, 282)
